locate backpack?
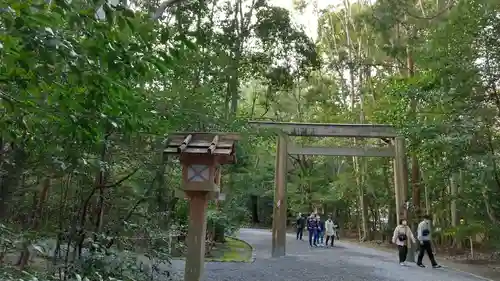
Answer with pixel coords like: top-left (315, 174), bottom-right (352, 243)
top-left (398, 232), bottom-right (407, 241)
top-left (397, 227), bottom-right (407, 241)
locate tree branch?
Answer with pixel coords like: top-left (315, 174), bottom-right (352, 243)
top-left (103, 167), bottom-right (140, 188)
top-left (288, 154), bottom-right (300, 163)
top-left (404, 1), bottom-right (456, 20)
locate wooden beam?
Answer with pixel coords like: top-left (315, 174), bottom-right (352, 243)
top-left (249, 121), bottom-right (397, 138)
top-left (288, 146), bottom-right (395, 157)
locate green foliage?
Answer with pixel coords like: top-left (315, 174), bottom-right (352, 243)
top-left (1, 0), bottom-right (324, 277)
top-left (4, 0), bottom-right (500, 279)
top-left (238, 0), bottom-right (500, 259)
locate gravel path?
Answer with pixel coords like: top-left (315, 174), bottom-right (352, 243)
top-left (168, 228), bottom-right (492, 281)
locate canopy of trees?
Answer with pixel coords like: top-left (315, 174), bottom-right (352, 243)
top-left (1, 0), bottom-right (500, 280)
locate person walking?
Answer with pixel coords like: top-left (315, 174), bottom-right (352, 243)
top-left (307, 213), bottom-right (318, 247)
top-left (392, 218), bottom-right (416, 266)
top-left (315, 216), bottom-right (325, 246)
top-left (296, 213), bottom-right (306, 240)
top-left (416, 215), bottom-right (442, 268)
top-left (332, 217), bottom-right (340, 240)
top-left (325, 216), bottom-right (336, 247)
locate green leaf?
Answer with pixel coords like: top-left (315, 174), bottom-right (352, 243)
top-left (122, 8), bottom-right (135, 18)
top-left (54, 0), bottom-right (71, 11)
top-left (160, 30), bottom-right (170, 43)
top-left (178, 33), bottom-right (196, 50)
top-left (149, 57), bottom-right (169, 74)
top-left (125, 18), bottom-right (136, 32)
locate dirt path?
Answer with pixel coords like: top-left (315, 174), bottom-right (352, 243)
top-left (167, 228), bottom-right (496, 281)
top-left (340, 238), bottom-right (500, 281)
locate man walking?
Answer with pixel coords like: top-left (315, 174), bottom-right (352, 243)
top-left (296, 213), bottom-right (306, 240)
top-left (417, 215), bottom-right (442, 268)
top-left (307, 213), bottom-right (318, 247)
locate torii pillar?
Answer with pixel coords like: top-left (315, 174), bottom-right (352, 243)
top-left (271, 134), bottom-right (287, 257)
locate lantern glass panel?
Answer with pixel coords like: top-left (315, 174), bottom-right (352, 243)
top-left (187, 164), bottom-right (210, 182)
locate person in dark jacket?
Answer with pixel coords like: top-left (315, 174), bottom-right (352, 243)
top-left (315, 216), bottom-right (325, 246)
top-left (331, 217), bottom-right (340, 239)
top-left (306, 213), bottom-right (318, 247)
top-left (296, 213), bottom-right (306, 240)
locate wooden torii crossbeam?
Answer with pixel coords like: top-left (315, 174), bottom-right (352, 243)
top-left (164, 132), bottom-right (239, 281)
top-left (248, 121), bottom-right (397, 137)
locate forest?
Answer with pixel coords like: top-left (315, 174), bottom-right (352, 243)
top-left (1, 0), bottom-right (500, 280)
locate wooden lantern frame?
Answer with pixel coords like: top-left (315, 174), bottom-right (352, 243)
top-left (165, 133), bottom-right (237, 195)
top-left (164, 132), bottom-right (239, 281)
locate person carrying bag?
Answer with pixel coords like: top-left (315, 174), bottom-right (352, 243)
top-left (392, 218), bottom-right (416, 266)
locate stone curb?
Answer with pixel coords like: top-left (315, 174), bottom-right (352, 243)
top-left (171, 236), bottom-right (254, 263)
top-left (225, 236), bottom-right (255, 263)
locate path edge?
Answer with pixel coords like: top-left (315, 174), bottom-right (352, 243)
top-left (226, 235), bottom-right (256, 263)
top-left (170, 236), bottom-right (255, 263)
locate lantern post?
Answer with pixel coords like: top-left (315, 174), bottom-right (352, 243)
top-left (164, 133), bottom-right (239, 281)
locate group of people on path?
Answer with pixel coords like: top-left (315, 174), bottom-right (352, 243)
top-left (295, 213), bottom-right (338, 247)
top-left (295, 212), bottom-right (443, 268)
top-left (392, 214), bottom-right (442, 268)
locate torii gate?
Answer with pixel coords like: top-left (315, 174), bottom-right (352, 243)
top-left (249, 121), bottom-right (412, 260)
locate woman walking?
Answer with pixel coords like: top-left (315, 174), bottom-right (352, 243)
top-left (324, 216), bottom-right (336, 247)
top-left (392, 219), bottom-right (416, 266)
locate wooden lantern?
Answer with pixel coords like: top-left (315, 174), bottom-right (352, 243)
top-left (164, 133), bottom-right (238, 194)
top-left (163, 132), bottom-right (239, 281)
top-left (181, 156), bottom-right (219, 193)
top-left (214, 166), bottom-right (221, 186)
top-left (207, 166), bottom-right (221, 200)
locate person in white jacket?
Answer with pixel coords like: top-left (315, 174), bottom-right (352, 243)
top-left (324, 216), bottom-right (337, 247)
top-left (392, 219), bottom-right (416, 266)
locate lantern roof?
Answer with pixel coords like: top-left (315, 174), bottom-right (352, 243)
top-left (164, 133), bottom-right (239, 164)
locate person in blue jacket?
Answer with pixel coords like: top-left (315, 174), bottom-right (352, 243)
top-left (306, 213), bottom-right (318, 247)
top-left (315, 216), bottom-right (325, 246)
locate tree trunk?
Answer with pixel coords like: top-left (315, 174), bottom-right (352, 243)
top-left (450, 173), bottom-right (461, 249)
top-left (0, 146), bottom-right (27, 219)
top-left (251, 195), bottom-right (259, 224)
top-left (407, 42), bottom-right (421, 230)
top-left (450, 174), bottom-right (458, 227)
